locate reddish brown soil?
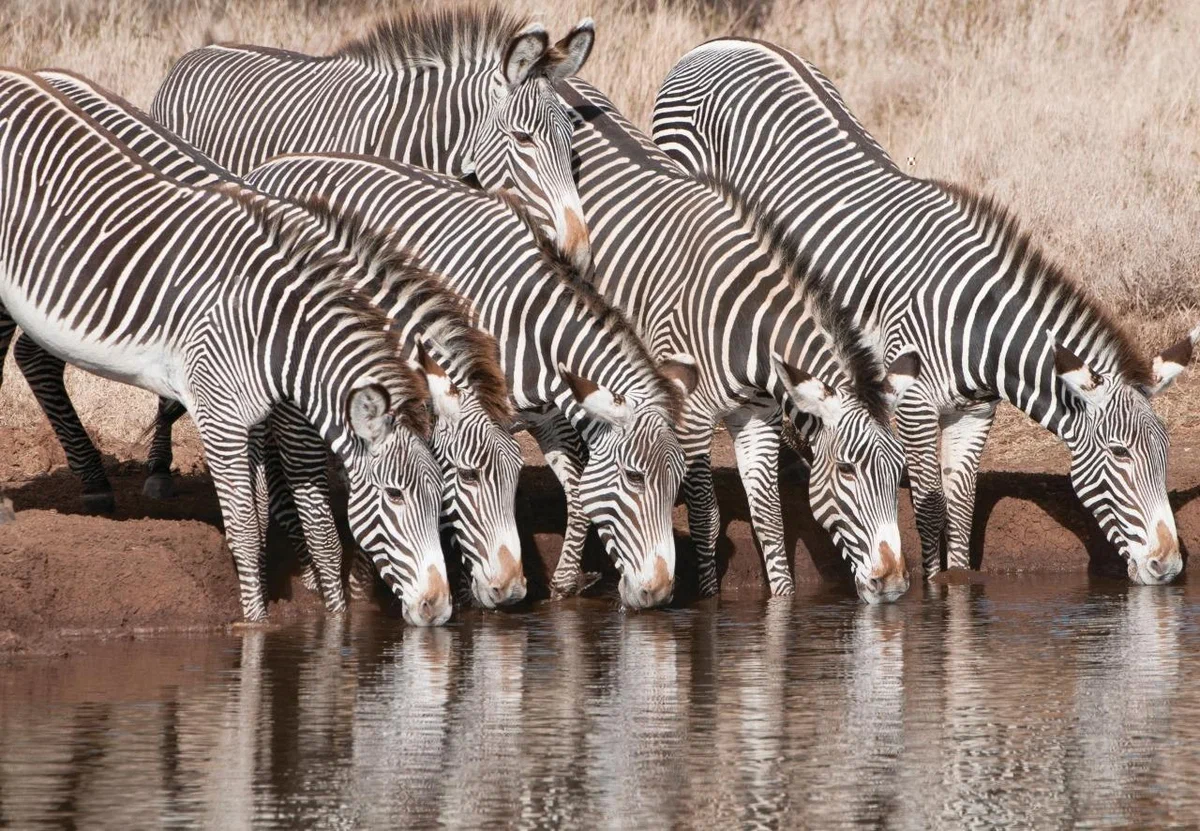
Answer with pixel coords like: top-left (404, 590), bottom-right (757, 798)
top-left (2, 407), bottom-right (1199, 650)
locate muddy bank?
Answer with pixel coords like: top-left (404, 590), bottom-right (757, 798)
top-left (0, 424), bottom-right (1197, 647)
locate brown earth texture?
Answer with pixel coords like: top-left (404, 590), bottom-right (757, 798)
top-left (3, 379), bottom-right (1200, 654)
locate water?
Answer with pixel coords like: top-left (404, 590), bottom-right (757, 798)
top-left (2, 574), bottom-right (1197, 830)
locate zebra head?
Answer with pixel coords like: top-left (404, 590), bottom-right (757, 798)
top-left (561, 359), bottom-right (695, 610)
top-left (1054, 332), bottom-right (1196, 585)
top-left (467, 20), bottom-right (595, 271)
top-left (342, 384), bottom-right (451, 626)
top-left (419, 347), bottom-right (526, 609)
top-left (775, 351), bottom-right (921, 604)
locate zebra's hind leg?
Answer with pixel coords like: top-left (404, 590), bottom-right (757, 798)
top-left (255, 431), bottom-right (321, 593)
top-left (896, 391), bottom-right (948, 578)
top-left (269, 405), bottom-right (347, 614)
top-left (13, 333), bottom-right (114, 513)
top-left (681, 427), bottom-right (721, 597)
top-left (939, 401), bottom-right (998, 571)
top-left (144, 397), bottom-right (187, 500)
top-left (526, 410), bottom-right (599, 598)
top-left (0, 313), bottom-right (17, 523)
top-left (725, 404), bottom-right (794, 596)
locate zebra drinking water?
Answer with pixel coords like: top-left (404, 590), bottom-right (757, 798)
top-left (151, 6), bottom-right (595, 269)
top-left (0, 70), bottom-right (450, 624)
top-left (553, 79), bottom-right (921, 602)
top-left (21, 69), bottom-right (528, 609)
top-left (242, 154), bottom-right (693, 609)
top-left (650, 39), bottom-right (1196, 583)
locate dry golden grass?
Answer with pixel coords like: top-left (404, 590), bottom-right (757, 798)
top-left (1, 0), bottom-right (1198, 452)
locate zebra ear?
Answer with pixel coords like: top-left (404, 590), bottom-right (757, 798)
top-left (559, 363), bottom-right (630, 426)
top-left (772, 354), bottom-right (840, 424)
top-left (1146, 324), bottom-right (1199, 397)
top-left (883, 347), bottom-right (921, 413)
top-left (503, 24), bottom-right (550, 87)
top-left (347, 384), bottom-right (395, 449)
top-left (659, 353), bottom-right (699, 397)
top-left (1054, 341), bottom-right (1109, 409)
top-left (541, 19), bottom-right (595, 82)
top-left (417, 341), bottom-right (462, 424)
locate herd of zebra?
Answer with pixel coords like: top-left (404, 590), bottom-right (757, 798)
top-left (1, 6), bottom-right (1193, 626)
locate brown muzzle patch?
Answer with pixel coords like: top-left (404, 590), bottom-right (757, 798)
top-left (650, 555), bottom-right (672, 594)
top-left (495, 544), bottom-right (523, 587)
top-left (563, 209), bottom-right (590, 255)
top-left (872, 541), bottom-right (905, 580)
top-left (1153, 519), bottom-right (1178, 558)
top-left (425, 564), bottom-right (450, 606)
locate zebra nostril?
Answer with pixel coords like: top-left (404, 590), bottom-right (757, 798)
top-left (419, 598), bottom-right (434, 621)
top-left (1147, 557), bottom-right (1166, 577)
top-left (868, 577), bottom-right (884, 595)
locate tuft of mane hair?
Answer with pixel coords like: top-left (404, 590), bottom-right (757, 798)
top-left (692, 172), bottom-right (890, 422)
top-left (206, 182), bottom-right (432, 435)
top-left (290, 193), bottom-right (514, 424)
top-left (490, 189), bottom-right (685, 421)
top-left (935, 181), bottom-right (1153, 387)
top-left (336, 5), bottom-right (529, 70)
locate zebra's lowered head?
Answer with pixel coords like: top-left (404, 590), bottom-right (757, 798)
top-left (418, 342), bottom-right (526, 609)
top-left (775, 350), bottom-right (921, 603)
top-left (1054, 328), bottom-right (1197, 585)
top-left (466, 19), bottom-right (595, 271)
top-left (560, 358), bottom-right (695, 609)
top-left (342, 383), bottom-right (451, 627)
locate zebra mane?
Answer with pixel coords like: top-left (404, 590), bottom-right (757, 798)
top-left (692, 173), bottom-right (890, 422)
top-left (491, 190), bottom-right (685, 421)
top-left (335, 5), bottom-right (528, 70)
top-left (293, 194), bottom-right (514, 424)
top-left (935, 182), bottom-right (1153, 386)
top-left (207, 183), bottom-right (432, 435)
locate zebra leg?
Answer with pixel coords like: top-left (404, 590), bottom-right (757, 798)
top-left (144, 397), bottom-right (186, 500)
top-left (12, 333), bottom-right (115, 513)
top-left (525, 410), bottom-right (599, 598)
top-left (256, 432), bottom-right (321, 593)
top-left (269, 405), bottom-right (347, 614)
top-left (896, 392), bottom-right (948, 578)
top-left (681, 430), bottom-right (721, 597)
top-left (0, 313), bottom-right (17, 522)
top-left (193, 415), bottom-right (269, 622)
top-left (939, 401), bottom-right (998, 571)
top-left (725, 405), bottom-right (794, 596)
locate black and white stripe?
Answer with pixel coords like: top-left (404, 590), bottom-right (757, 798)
top-left (0, 70), bottom-right (449, 624)
top-left (651, 38), bottom-right (1196, 583)
top-left (150, 7), bottom-right (596, 269)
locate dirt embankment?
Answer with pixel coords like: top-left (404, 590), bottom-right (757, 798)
top-left (2, 406), bottom-right (1200, 651)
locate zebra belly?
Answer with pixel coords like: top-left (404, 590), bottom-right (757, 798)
top-left (0, 284), bottom-right (189, 402)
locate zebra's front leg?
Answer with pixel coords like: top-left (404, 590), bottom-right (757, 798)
top-left (896, 392), bottom-right (948, 578)
top-left (193, 413), bottom-right (270, 622)
top-left (681, 430), bottom-right (721, 597)
top-left (525, 410), bottom-right (597, 598)
top-left (145, 397), bottom-right (187, 499)
top-left (939, 401), bottom-right (998, 571)
top-left (13, 333), bottom-right (114, 512)
top-left (270, 405), bottom-right (347, 614)
top-left (725, 405), bottom-right (794, 596)
top-left (0, 313), bottom-right (17, 522)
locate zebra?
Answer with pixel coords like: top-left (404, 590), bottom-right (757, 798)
top-left (0, 70), bottom-right (450, 625)
top-left (151, 6), bottom-right (595, 269)
top-left (551, 78), bottom-right (921, 602)
top-left (242, 154), bottom-right (694, 609)
top-left (29, 69), bottom-right (528, 609)
top-left (650, 38), bottom-right (1197, 584)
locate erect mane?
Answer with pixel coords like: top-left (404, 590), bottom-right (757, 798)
top-left (207, 183), bottom-right (431, 434)
top-left (935, 181), bottom-right (1153, 387)
top-left (335, 5), bottom-right (528, 70)
top-left (491, 189), bottom-right (684, 421)
top-left (692, 173), bottom-right (890, 422)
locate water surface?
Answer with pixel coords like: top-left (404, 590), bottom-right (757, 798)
top-left (2, 575), bottom-right (1197, 829)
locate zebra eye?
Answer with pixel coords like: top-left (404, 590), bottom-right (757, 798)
top-left (836, 461), bottom-right (857, 478)
top-left (512, 130), bottom-right (535, 147)
top-left (1110, 444), bottom-right (1132, 460)
top-left (385, 487), bottom-right (406, 504)
top-left (459, 467), bottom-right (480, 485)
top-left (625, 468), bottom-right (645, 488)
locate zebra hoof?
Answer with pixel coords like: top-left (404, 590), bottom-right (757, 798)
top-left (0, 498), bottom-right (15, 524)
top-left (82, 491), bottom-right (116, 514)
top-left (142, 473), bottom-right (175, 500)
top-left (299, 569), bottom-right (321, 593)
top-left (550, 571), bottom-right (602, 599)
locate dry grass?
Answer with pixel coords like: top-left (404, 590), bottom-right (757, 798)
top-left (1, 0), bottom-right (1198, 451)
